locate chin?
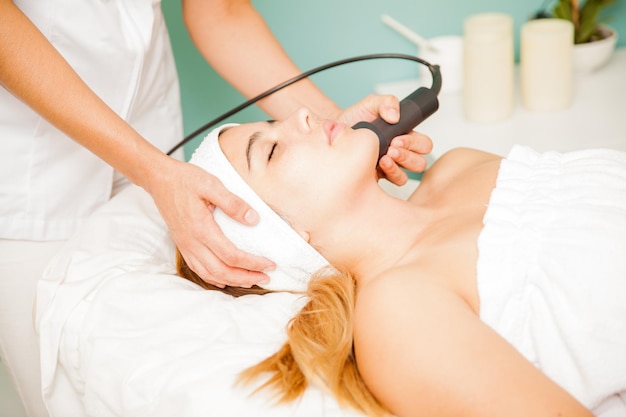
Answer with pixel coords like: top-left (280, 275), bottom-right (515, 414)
top-left (351, 128), bottom-right (379, 164)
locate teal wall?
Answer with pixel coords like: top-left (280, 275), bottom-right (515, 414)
top-left (162, 0), bottom-right (625, 159)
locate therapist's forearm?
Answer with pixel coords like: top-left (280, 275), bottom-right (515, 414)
top-left (0, 0), bottom-right (171, 191)
top-left (183, 0), bottom-right (341, 120)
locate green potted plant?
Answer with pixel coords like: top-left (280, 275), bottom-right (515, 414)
top-left (536, 0), bottom-right (620, 71)
top-left (552, 0), bottom-right (618, 44)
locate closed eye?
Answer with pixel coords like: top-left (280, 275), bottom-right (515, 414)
top-left (268, 142), bottom-right (277, 161)
top-left (245, 121), bottom-right (278, 170)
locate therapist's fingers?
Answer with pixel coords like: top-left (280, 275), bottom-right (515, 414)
top-left (378, 154), bottom-right (409, 185)
top-left (180, 226), bottom-right (272, 289)
top-left (336, 94), bottom-right (400, 126)
top-left (152, 161), bottom-right (274, 287)
top-left (392, 130), bottom-right (433, 156)
top-left (378, 131), bottom-right (432, 185)
top-left (184, 180), bottom-right (275, 286)
top-left (374, 94), bottom-right (402, 124)
top-left (203, 173), bottom-right (261, 227)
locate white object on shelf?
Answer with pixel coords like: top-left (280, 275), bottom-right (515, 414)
top-left (521, 19), bottom-right (574, 112)
top-left (380, 14), bottom-right (463, 94)
top-left (573, 26), bottom-right (619, 73)
top-left (381, 14), bottom-right (437, 53)
top-left (418, 35), bottom-right (464, 94)
top-left (463, 13), bottom-right (515, 124)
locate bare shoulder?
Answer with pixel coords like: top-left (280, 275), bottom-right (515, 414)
top-left (353, 267), bottom-right (469, 412)
top-left (353, 267), bottom-right (593, 417)
top-left (421, 147), bottom-right (502, 186)
top-left (438, 147), bottom-right (502, 167)
top-left (353, 268), bottom-right (470, 391)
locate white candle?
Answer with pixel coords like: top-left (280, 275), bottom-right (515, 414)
top-left (463, 13), bottom-right (514, 124)
top-left (521, 19), bottom-right (574, 112)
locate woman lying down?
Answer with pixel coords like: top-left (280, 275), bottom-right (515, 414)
top-left (176, 108), bottom-right (626, 417)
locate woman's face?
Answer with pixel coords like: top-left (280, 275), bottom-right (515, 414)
top-left (218, 108), bottom-right (379, 233)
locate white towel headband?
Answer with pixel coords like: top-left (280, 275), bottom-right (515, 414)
top-left (189, 124), bottom-right (330, 292)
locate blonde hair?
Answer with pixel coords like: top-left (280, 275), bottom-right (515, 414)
top-left (175, 249), bottom-right (390, 416)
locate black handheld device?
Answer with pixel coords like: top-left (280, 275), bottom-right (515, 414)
top-left (352, 64), bottom-right (442, 162)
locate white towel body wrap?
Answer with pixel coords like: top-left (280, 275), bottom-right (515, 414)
top-left (477, 145), bottom-right (626, 414)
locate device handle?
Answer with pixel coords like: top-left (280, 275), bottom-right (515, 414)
top-left (352, 86), bottom-right (439, 160)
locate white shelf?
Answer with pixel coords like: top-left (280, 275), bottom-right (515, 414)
top-left (376, 47), bottom-right (626, 166)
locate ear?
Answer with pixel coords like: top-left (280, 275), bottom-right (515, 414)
top-left (296, 229), bottom-right (311, 243)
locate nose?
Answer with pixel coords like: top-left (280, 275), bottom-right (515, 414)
top-left (287, 107), bottom-right (314, 133)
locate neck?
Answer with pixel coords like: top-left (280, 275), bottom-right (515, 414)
top-left (312, 183), bottom-right (431, 285)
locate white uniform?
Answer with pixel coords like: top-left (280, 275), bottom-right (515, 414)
top-left (0, 1), bottom-right (183, 415)
top-left (478, 145), bottom-right (626, 416)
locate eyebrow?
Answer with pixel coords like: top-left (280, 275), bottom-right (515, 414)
top-left (246, 131), bottom-right (262, 170)
top-left (245, 120), bottom-right (276, 170)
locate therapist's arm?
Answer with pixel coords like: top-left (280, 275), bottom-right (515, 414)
top-left (183, 0), bottom-right (432, 185)
top-left (183, 0), bottom-right (339, 120)
top-left (0, 0), bottom-right (274, 287)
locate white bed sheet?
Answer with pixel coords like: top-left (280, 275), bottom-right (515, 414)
top-left (35, 184), bottom-right (367, 417)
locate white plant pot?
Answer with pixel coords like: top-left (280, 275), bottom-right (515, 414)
top-left (573, 26), bottom-right (618, 73)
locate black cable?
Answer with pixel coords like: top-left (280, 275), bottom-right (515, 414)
top-left (166, 53), bottom-right (439, 155)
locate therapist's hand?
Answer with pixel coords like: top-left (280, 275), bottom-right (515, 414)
top-left (336, 94), bottom-right (433, 185)
top-left (150, 159), bottom-right (274, 288)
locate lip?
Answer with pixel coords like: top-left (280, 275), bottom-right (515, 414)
top-left (323, 120), bottom-right (346, 145)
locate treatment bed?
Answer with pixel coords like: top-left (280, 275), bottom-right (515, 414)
top-left (36, 183), bottom-right (373, 417)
